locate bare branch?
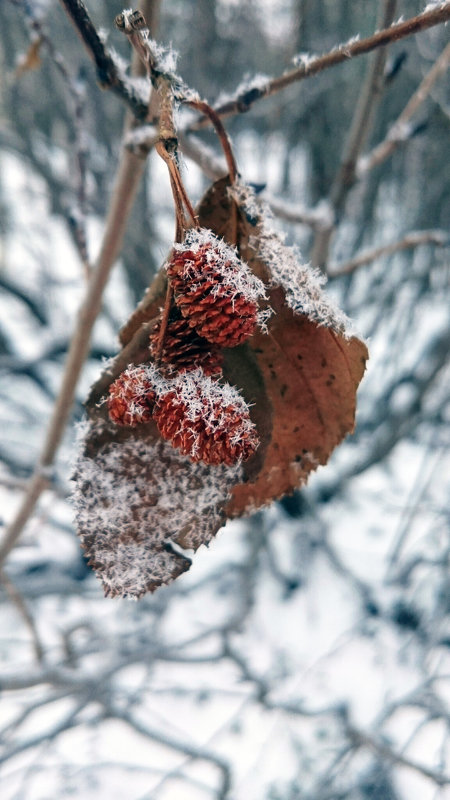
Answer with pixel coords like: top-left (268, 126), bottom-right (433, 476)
top-left (347, 724), bottom-right (450, 786)
top-left (358, 41), bottom-right (450, 177)
top-left (329, 230), bottom-right (448, 277)
top-left (0, 701), bottom-right (92, 767)
top-left (0, 568), bottom-right (44, 662)
top-left (192, 2), bottom-right (450, 127)
top-left (58, 0), bottom-right (148, 118)
top-left (105, 705), bottom-right (232, 797)
top-left (310, 0), bottom-right (399, 267)
top-left (12, 0), bottom-right (93, 274)
top-left (0, 4), bottom-right (156, 567)
top-left (58, 1), bottom-right (450, 133)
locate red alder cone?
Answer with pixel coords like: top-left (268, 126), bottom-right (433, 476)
top-left (107, 365), bottom-right (156, 426)
top-left (152, 369), bottom-right (260, 466)
top-left (166, 228), bottom-right (267, 348)
top-left (149, 310), bottom-right (223, 377)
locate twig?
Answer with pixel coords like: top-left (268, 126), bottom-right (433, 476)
top-left (310, 0), bottom-right (399, 267)
top-left (358, 41), bottom-right (450, 177)
top-left (0, 568), bottom-right (44, 662)
top-left (11, 0), bottom-right (92, 275)
top-left (329, 229), bottom-right (448, 277)
top-left (0, 701), bottom-right (91, 766)
top-left (187, 100), bottom-right (238, 183)
top-left (114, 10), bottom-right (198, 362)
top-left (347, 724), bottom-right (450, 786)
top-left (386, 437), bottom-right (446, 574)
top-left (191, 2), bottom-right (450, 127)
top-left (58, 0), bottom-right (148, 119)
top-left (105, 704), bottom-right (232, 797)
top-left (0, 4), bottom-right (154, 568)
top-left (58, 1), bottom-right (450, 135)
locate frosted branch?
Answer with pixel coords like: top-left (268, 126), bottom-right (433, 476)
top-left (58, 0), bottom-right (149, 118)
top-left (310, 0), bottom-right (399, 268)
top-left (358, 41), bottom-right (450, 177)
top-left (191, 2), bottom-right (450, 128)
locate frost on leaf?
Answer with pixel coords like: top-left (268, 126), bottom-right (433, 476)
top-left (230, 182), bottom-right (353, 335)
top-left (74, 419), bottom-right (242, 598)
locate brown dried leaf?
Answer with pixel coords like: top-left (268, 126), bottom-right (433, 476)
top-left (74, 417), bottom-right (243, 598)
top-left (196, 177), bottom-right (368, 513)
top-left (75, 176), bottom-right (367, 597)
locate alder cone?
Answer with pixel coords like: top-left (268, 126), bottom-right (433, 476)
top-left (153, 385), bottom-right (259, 467)
top-left (107, 366), bottom-right (155, 426)
top-left (167, 238), bottom-right (261, 348)
top-left (149, 311), bottom-right (223, 377)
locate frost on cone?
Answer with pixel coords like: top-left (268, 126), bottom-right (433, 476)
top-left (166, 228), bottom-right (267, 348)
top-left (107, 365), bottom-right (156, 426)
top-left (149, 308), bottom-right (223, 377)
top-left (153, 368), bottom-right (259, 466)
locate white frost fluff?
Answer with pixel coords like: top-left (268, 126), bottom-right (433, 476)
top-left (73, 420), bottom-right (243, 598)
top-left (173, 227), bottom-right (267, 304)
top-left (126, 363), bottom-right (257, 456)
top-left (230, 182), bottom-right (355, 336)
top-left (171, 227), bottom-right (270, 330)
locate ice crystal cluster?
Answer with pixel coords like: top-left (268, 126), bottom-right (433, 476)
top-left (231, 182), bottom-right (354, 335)
top-left (74, 423), bottom-right (242, 597)
top-left (167, 228), bottom-right (268, 347)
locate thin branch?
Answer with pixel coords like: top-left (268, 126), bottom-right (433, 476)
top-left (192, 2), bottom-right (450, 127)
top-left (186, 100), bottom-right (238, 183)
top-left (310, 0), bottom-right (398, 267)
top-left (347, 724), bottom-right (450, 786)
top-left (0, 276), bottom-right (48, 326)
top-left (105, 704), bottom-right (232, 797)
top-left (58, 0), bottom-right (450, 134)
top-left (0, 568), bottom-right (44, 663)
top-left (329, 230), bottom-right (448, 277)
top-left (358, 41), bottom-right (450, 177)
top-left (0, 702), bottom-right (91, 766)
top-left (58, 0), bottom-right (148, 119)
top-left (14, 0), bottom-right (93, 275)
top-left (0, 5), bottom-right (154, 567)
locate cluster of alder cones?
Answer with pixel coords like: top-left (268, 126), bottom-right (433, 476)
top-left (107, 228), bottom-right (268, 466)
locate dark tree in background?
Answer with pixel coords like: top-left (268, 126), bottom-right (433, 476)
top-left (0, 1), bottom-right (449, 799)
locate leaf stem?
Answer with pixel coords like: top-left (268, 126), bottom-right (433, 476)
top-left (187, 100), bottom-right (238, 184)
